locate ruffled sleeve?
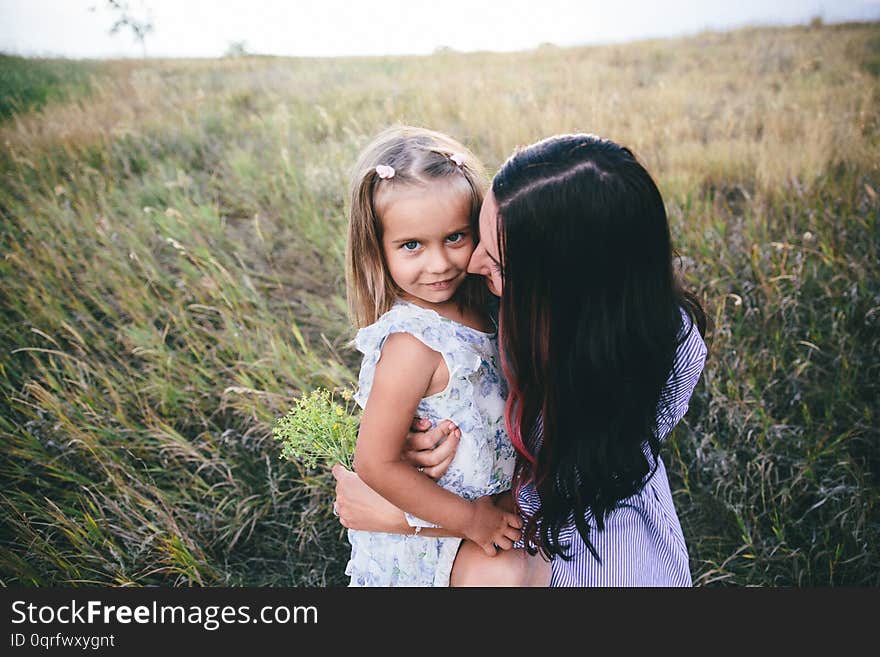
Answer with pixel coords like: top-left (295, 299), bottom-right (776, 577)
top-left (352, 303), bottom-right (482, 411)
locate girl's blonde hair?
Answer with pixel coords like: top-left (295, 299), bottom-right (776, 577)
top-left (346, 125), bottom-right (488, 328)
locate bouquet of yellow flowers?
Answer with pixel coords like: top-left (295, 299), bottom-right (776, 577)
top-left (272, 388), bottom-right (359, 470)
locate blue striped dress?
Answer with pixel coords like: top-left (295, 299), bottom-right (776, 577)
top-left (515, 312), bottom-right (707, 586)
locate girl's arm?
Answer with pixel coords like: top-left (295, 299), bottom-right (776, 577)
top-left (354, 332), bottom-right (521, 555)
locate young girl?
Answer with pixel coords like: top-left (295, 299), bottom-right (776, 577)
top-left (344, 126), bottom-right (521, 587)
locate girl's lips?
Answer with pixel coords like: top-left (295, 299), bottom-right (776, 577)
top-left (425, 278), bottom-right (454, 289)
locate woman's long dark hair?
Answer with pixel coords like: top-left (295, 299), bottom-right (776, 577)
top-left (493, 134), bottom-right (706, 562)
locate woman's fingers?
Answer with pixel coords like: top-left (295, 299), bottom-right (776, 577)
top-left (330, 464), bottom-right (406, 532)
top-left (404, 425), bottom-right (461, 469)
top-left (420, 450), bottom-right (456, 480)
top-left (405, 420), bottom-right (459, 452)
top-left (331, 463), bottom-right (349, 482)
top-left (402, 419), bottom-right (461, 479)
top-left (409, 417), bottom-right (433, 432)
top-left (331, 463), bottom-right (353, 526)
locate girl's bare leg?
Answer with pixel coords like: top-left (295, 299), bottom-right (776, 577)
top-left (450, 540), bottom-right (551, 587)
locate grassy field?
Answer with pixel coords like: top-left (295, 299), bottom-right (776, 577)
top-left (1, 22), bottom-right (878, 586)
top-left (0, 54), bottom-right (99, 120)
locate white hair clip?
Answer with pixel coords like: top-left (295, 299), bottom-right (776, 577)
top-left (375, 164), bottom-right (395, 179)
top-left (450, 153), bottom-right (465, 166)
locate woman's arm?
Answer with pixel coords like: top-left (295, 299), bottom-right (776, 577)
top-left (331, 419), bottom-right (461, 536)
top-left (354, 332), bottom-right (520, 554)
top-left (332, 463), bottom-right (512, 541)
top-left (332, 464), bottom-right (463, 537)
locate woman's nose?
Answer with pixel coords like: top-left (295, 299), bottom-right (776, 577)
top-left (467, 244), bottom-right (486, 274)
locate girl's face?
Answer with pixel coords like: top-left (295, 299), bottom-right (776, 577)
top-left (467, 190), bottom-right (503, 297)
top-left (379, 181), bottom-right (475, 307)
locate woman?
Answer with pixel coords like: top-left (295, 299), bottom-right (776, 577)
top-left (333, 133), bottom-right (707, 586)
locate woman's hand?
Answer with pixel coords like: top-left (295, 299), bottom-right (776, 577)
top-left (462, 495), bottom-right (523, 557)
top-left (331, 464), bottom-right (409, 533)
top-left (400, 418), bottom-right (461, 480)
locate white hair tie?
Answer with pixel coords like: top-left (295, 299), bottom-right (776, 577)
top-left (375, 165), bottom-right (395, 179)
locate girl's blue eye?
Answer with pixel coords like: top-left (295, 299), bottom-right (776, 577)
top-left (402, 241), bottom-right (420, 251)
top-left (446, 232), bottom-right (465, 244)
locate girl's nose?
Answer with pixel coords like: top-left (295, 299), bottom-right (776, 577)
top-left (426, 247), bottom-right (453, 274)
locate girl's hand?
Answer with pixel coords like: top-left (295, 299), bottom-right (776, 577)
top-left (401, 418), bottom-right (461, 481)
top-left (463, 495), bottom-right (523, 557)
top-left (331, 464), bottom-right (408, 533)
top-left (491, 490), bottom-right (515, 513)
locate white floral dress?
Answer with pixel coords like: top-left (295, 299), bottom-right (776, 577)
top-left (346, 300), bottom-right (516, 587)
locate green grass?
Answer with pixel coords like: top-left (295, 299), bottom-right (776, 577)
top-left (0, 54), bottom-right (99, 120)
top-left (0, 22), bottom-right (878, 586)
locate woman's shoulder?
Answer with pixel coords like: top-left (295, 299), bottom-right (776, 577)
top-left (675, 307), bottom-right (707, 370)
top-left (657, 308), bottom-right (707, 410)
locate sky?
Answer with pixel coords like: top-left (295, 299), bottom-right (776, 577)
top-left (1, 0), bottom-right (879, 59)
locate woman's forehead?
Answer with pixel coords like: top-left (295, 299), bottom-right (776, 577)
top-left (478, 191), bottom-right (498, 231)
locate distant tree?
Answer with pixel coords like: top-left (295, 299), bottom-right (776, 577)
top-left (225, 41), bottom-right (249, 58)
top-left (90, 1), bottom-right (154, 58)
